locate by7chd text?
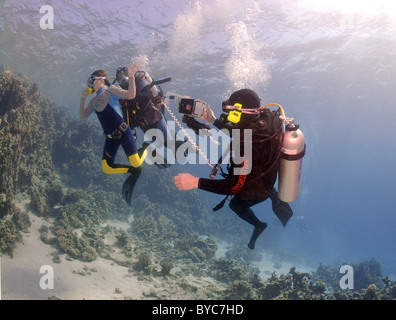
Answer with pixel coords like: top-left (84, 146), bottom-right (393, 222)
top-left (196, 304), bottom-right (243, 315)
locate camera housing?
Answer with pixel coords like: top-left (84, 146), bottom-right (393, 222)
top-left (179, 98), bottom-right (206, 118)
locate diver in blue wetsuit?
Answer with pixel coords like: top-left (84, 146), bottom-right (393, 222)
top-left (80, 62), bottom-right (146, 205)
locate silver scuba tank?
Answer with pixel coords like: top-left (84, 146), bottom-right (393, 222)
top-left (278, 123), bottom-right (305, 202)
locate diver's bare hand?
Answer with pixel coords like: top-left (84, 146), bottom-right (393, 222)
top-left (173, 173), bottom-right (199, 190)
top-left (128, 62), bottom-right (140, 77)
top-left (201, 105), bottom-right (216, 123)
top-left (81, 89), bottom-right (89, 100)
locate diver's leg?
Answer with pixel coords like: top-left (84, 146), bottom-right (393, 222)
top-left (101, 138), bottom-right (132, 174)
top-left (121, 126), bottom-right (146, 168)
top-left (229, 197), bottom-right (267, 250)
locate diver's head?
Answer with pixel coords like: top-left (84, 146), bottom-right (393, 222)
top-left (221, 89), bottom-right (261, 128)
top-left (87, 70), bottom-right (110, 93)
top-left (115, 67), bottom-right (129, 89)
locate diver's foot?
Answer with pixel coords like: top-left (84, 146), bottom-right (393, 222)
top-left (248, 222), bottom-right (267, 250)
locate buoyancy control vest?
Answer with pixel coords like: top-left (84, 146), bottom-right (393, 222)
top-left (119, 71), bottom-right (170, 131)
top-left (238, 108), bottom-right (283, 200)
top-left (212, 108), bottom-right (283, 208)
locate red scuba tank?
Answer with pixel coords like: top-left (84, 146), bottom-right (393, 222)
top-left (278, 124), bottom-right (305, 202)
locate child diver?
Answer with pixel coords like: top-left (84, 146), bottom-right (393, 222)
top-left (80, 62), bottom-right (146, 206)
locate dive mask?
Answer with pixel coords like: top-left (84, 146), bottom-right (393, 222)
top-left (87, 75), bottom-right (106, 91)
top-left (116, 67), bottom-right (129, 88)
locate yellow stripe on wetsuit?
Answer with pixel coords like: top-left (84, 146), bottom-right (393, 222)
top-left (128, 150), bottom-right (147, 168)
top-left (101, 149), bottom-right (147, 174)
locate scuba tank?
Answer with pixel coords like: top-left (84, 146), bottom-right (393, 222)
top-left (278, 122), bottom-right (305, 202)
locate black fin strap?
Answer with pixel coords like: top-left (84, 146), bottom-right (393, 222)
top-left (213, 195), bottom-right (229, 212)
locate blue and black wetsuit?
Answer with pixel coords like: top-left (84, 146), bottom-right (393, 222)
top-left (83, 85), bottom-right (146, 174)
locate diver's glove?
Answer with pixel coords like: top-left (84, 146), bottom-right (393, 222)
top-left (122, 167), bottom-right (142, 206)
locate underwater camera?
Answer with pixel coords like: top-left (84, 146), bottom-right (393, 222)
top-left (178, 98), bottom-right (210, 134)
top-left (179, 98), bottom-right (207, 118)
top-left (165, 93), bottom-right (210, 134)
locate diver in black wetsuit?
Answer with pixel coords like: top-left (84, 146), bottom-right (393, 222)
top-left (173, 89), bottom-right (293, 250)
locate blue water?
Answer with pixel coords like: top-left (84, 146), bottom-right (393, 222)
top-left (1, 0), bottom-right (395, 276)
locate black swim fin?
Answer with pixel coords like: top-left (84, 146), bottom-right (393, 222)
top-left (122, 167), bottom-right (142, 206)
top-left (269, 189), bottom-right (293, 227)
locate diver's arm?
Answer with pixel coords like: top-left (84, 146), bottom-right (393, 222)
top-left (80, 91), bottom-right (93, 120)
top-left (197, 175), bottom-right (242, 195)
top-left (173, 172), bottom-right (243, 195)
top-left (173, 173), bottom-right (199, 190)
top-left (126, 63), bottom-right (140, 99)
top-left (109, 62), bottom-right (140, 100)
top-left (174, 154), bottom-right (249, 194)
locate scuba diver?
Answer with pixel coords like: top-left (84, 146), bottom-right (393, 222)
top-left (114, 67), bottom-right (186, 168)
top-left (173, 89), bottom-right (294, 250)
top-left (80, 62), bottom-right (147, 206)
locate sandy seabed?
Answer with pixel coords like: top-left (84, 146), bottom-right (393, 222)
top-left (0, 201), bottom-right (313, 300)
top-left (1, 208), bottom-right (150, 300)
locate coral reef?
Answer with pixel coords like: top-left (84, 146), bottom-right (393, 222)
top-left (134, 252), bottom-right (152, 275)
top-left (221, 267), bottom-right (327, 300)
top-left (159, 259), bottom-right (174, 277)
top-left (0, 218), bottom-right (21, 257)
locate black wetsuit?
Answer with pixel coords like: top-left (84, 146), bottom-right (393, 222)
top-left (198, 114), bottom-right (281, 249)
